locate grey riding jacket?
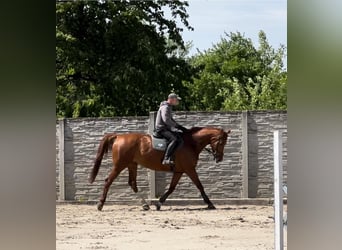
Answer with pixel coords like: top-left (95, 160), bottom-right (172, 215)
top-left (155, 101), bottom-right (179, 132)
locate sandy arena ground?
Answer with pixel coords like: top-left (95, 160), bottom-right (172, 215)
top-left (56, 204), bottom-right (287, 250)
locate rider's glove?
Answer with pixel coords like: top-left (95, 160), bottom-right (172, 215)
top-left (175, 124), bottom-right (188, 133)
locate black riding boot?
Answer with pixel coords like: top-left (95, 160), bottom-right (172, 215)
top-left (162, 139), bottom-right (178, 165)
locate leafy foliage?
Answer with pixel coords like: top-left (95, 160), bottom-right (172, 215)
top-left (56, 0), bottom-right (194, 117)
top-left (185, 31), bottom-right (287, 111)
top-left (56, 1), bottom-right (287, 117)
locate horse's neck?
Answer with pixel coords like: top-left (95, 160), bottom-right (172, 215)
top-left (193, 133), bottom-right (212, 154)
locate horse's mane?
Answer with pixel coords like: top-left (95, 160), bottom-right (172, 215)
top-left (187, 126), bottom-right (223, 134)
top-left (188, 127), bottom-right (203, 134)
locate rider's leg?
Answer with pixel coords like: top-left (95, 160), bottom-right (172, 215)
top-left (159, 130), bottom-right (179, 165)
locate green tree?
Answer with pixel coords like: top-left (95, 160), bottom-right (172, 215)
top-left (185, 31), bottom-right (287, 111)
top-left (56, 0), bottom-right (194, 117)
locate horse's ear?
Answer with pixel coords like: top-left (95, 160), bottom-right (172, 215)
top-left (227, 129), bottom-right (231, 134)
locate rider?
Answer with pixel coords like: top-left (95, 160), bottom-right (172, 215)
top-left (155, 93), bottom-right (188, 165)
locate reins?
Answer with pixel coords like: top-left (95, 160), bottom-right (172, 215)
top-left (204, 135), bottom-right (223, 160)
top-left (204, 147), bottom-right (216, 160)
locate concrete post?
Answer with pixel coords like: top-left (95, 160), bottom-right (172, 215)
top-left (148, 112), bottom-right (157, 200)
top-left (58, 118), bottom-right (65, 201)
top-left (241, 111), bottom-right (249, 198)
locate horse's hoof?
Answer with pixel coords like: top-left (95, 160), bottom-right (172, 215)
top-left (207, 204), bottom-right (216, 210)
top-left (155, 201), bottom-right (161, 211)
top-left (97, 202), bottom-right (104, 211)
top-left (142, 204), bottom-right (150, 211)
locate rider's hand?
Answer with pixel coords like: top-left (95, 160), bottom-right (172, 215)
top-left (176, 124), bottom-right (188, 133)
top-left (172, 127), bottom-right (183, 133)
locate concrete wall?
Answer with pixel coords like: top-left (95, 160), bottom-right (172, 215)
top-left (247, 111), bottom-right (287, 198)
top-left (56, 111), bottom-right (287, 202)
top-left (57, 117), bottom-right (150, 202)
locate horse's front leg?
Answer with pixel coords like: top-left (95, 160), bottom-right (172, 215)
top-left (186, 169), bottom-right (216, 209)
top-left (155, 172), bottom-right (183, 210)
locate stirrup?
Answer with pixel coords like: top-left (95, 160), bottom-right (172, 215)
top-left (162, 159), bottom-right (175, 165)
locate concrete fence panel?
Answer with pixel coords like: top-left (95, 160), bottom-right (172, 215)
top-left (56, 111), bottom-right (287, 202)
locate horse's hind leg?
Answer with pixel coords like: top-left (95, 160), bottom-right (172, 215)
top-left (128, 163), bottom-right (138, 193)
top-left (155, 172), bottom-right (183, 211)
top-left (97, 165), bottom-right (125, 211)
top-left (128, 163), bottom-right (150, 210)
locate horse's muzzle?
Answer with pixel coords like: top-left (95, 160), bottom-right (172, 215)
top-left (215, 158), bottom-right (223, 163)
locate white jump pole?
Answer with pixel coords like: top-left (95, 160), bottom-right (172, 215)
top-left (274, 130), bottom-right (283, 250)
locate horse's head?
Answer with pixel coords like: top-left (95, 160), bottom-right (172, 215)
top-left (189, 127), bottom-right (231, 163)
top-left (209, 128), bottom-right (231, 163)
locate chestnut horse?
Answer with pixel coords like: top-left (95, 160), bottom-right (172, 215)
top-left (89, 127), bottom-right (231, 211)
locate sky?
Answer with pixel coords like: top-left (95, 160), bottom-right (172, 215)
top-left (175, 0), bottom-right (287, 55)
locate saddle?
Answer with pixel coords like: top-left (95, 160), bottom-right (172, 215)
top-left (151, 131), bottom-right (167, 151)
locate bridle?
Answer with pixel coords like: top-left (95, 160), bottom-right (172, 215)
top-left (204, 135), bottom-right (224, 161)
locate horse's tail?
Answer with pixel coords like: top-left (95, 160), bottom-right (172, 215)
top-left (89, 133), bottom-right (117, 184)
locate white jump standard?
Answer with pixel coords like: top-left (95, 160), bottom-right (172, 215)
top-left (273, 130), bottom-right (285, 250)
